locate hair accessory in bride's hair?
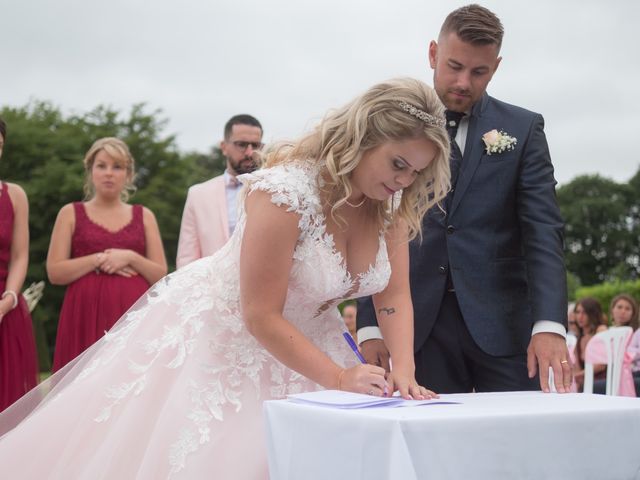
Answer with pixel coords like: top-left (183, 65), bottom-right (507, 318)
top-left (398, 101), bottom-right (446, 128)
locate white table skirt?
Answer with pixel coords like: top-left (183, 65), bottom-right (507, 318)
top-left (264, 391), bottom-right (640, 480)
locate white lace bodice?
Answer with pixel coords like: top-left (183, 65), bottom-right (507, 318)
top-left (238, 161), bottom-right (392, 321)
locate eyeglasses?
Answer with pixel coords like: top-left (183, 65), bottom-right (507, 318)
top-left (232, 140), bottom-right (263, 151)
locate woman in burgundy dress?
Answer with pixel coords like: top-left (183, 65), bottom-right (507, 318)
top-left (47, 137), bottom-right (167, 371)
top-left (0, 118), bottom-right (39, 411)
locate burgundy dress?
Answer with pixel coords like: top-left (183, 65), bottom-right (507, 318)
top-left (52, 202), bottom-right (150, 371)
top-left (0, 182), bottom-right (38, 411)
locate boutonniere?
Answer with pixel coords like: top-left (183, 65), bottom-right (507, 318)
top-left (482, 129), bottom-right (517, 155)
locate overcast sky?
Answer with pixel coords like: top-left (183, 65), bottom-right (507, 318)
top-left (2, 0), bottom-right (639, 185)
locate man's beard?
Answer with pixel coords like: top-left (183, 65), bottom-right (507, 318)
top-left (229, 156), bottom-right (257, 175)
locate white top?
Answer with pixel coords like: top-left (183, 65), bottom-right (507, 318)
top-left (223, 170), bottom-right (243, 236)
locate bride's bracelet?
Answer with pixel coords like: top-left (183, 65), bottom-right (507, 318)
top-left (337, 369), bottom-right (346, 391)
top-left (1, 290), bottom-right (18, 310)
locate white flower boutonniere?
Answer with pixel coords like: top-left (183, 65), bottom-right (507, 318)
top-left (482, 129), bottom-right (517, 155)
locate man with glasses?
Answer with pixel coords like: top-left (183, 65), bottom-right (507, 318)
top-left (177, 114), bottom-right (263, 268)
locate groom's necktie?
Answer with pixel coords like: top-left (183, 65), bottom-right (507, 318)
top-left (445, 110), bottom-right (465, 189)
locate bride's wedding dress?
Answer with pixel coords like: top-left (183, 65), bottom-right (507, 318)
top-left (0, 161), bottom-right (392, 479)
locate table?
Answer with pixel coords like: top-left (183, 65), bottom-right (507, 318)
top-left (264, 391), bottom-right (640, 480)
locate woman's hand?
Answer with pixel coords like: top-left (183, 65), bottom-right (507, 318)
top-left (339, 364), bottom-right (389, 396)
top-left (114, 266), bottom-right (139, 278)
top-left (100, 249), bottom-right (134, 275)
top-left (0, 295), bottom-right (15, 323)
top-left (386, 370), bottom-right (438, 400)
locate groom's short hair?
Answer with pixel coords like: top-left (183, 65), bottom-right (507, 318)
top-left (440, 4), bottom-right (504, 51)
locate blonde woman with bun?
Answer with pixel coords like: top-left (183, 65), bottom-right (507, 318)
top-left (46, 137), bottom-right (167, 371)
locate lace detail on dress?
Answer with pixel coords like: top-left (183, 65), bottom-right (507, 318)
top-left (72, 202), bottom-right (146, 257)
top-left (71, 202), bottom-right (146, 258)
top-left (239, 162), bottom-right (325, 241)
top-left (356, 233), bottom-right (391, 294)
top-left (240, 163), bottom-right (391, 299)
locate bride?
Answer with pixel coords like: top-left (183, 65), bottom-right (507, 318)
top-left (0, 77), bottom-right (450, 478)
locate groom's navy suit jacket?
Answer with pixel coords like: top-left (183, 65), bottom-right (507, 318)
top-left (358, 93), bottom-right (567, 357)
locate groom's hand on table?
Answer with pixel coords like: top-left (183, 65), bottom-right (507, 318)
top-left (527, 332), bottom-right (573, 393)
top-left (360, 339), bottom-right (391, 374)
top-left (386, 370), bottom-right (439, 400)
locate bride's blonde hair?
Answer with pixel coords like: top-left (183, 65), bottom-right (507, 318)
top-left (263, 77), bottom-right (450, 240)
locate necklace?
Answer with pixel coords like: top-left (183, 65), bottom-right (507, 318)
top-left (345, 197), bottom-right (366, 208)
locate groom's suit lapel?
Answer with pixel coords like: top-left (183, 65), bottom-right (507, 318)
top-left (449, 94), bottom-right (491, 217)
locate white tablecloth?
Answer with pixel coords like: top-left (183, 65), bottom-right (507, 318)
top-left (264, 391), bottom-right (640, 480)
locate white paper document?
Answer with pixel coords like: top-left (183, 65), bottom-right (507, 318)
top-left (287, 390), bottom-right (460, 409)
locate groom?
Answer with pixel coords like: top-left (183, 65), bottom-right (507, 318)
top-left (357, 4), bottom-right (571, 393)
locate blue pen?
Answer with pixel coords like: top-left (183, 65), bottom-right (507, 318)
top-left (343, 332), bottom-right (366, 363)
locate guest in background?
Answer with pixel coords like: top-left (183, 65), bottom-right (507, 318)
top-left (573, 297), bottom-right (607, 391)
top-left (176, 115), bottom-right (263, 268)
top-left (341, 302), bottom-right (357, 342)
top-left (0, 118), bottom-right (39, 411)
top-left (609, 294), bottom-right (638, 329)
top-left (47, 137), bottom-right (167, 371)
top-left (593, 294), bottom-right (639, 395)
top-left (627, 321), bottom-right (640, 396)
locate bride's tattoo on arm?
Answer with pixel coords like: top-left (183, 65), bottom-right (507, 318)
top-left (378, 307), bottom-right (396, 316)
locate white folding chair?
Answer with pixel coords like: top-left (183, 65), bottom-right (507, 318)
top-left (583, 326), bottom-right (633, 396)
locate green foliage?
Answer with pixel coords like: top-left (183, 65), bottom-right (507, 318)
top-left (575, 279), bottom-right (640, 325)
top-left (0, 101), bottom-right (220, 369)
top-left (558, 173), bottom-right (640, 286)
top-left (338, 299), bottom-right (357, 315)
top-left (566, 271), bottom-right (581, 301)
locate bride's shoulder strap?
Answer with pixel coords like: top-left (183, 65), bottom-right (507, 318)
top-left (238, 162), bottom-right (321, 217)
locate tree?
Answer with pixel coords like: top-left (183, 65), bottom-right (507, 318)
top-left (557, 174), bottom-right (637, 286)
top-left (566, 271), bottom-right (581, 302)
